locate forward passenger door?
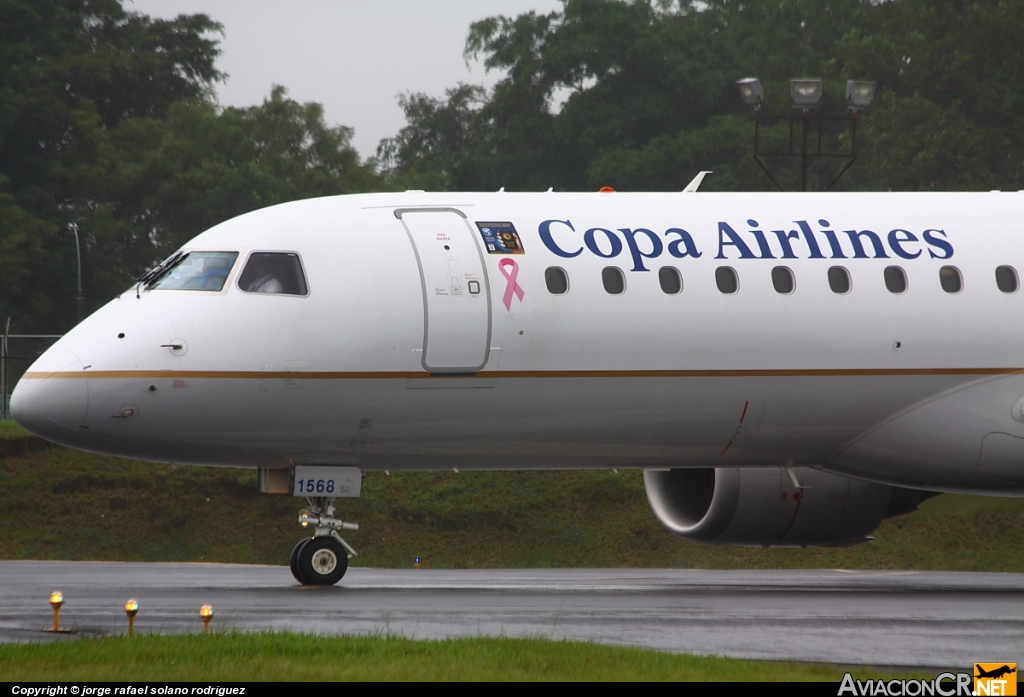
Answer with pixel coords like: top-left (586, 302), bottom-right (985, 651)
top-left (396, 208), bottom-right (491, 373)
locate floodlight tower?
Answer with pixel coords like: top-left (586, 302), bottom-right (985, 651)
top-left (737, 77), bottom-right (875, 191)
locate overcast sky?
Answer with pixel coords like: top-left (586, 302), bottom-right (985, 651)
top-left (129, 1), bottom-right (563, 159)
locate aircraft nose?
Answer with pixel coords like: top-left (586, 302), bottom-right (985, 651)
top-left (10, 349), bottom-right (89, 445)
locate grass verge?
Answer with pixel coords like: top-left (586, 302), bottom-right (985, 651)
top-left (0, 418), bottom-right (31, 440)
top-left (2, 429), bottom-right (1024, 570)
top-left (0, 633), bottom-right (920, 681)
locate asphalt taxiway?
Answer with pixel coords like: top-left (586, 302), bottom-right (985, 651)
top-left (1, 562), bottom-right (1021, 668)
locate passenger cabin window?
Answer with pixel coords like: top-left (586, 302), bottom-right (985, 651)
top-left (147, 251), bottom-right (238, 292)
top-left (716, 267), bottom-right (738, 294)
top-left (939, 266), bottom-right (962, 293)
top-left (771, 266), bottom-right (795, 294)
top-left (996, 266), bottom-right (1019, 293)
top-left (545, 267), bottom-right (569, 295)
top-left (238, 252), bottom-right (308, 295)
top-left (828, 266), bottom-right (851, 294)
top-left (884, 266), bottom-right (907, 294)
top-left (602, 267), bottom-right (625, 295)
top-left (659, 267), bottom-right (682, 295)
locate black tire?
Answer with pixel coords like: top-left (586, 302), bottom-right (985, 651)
top-left (296, 536), bottom-right (349, 586)
top-left (289, 538), bottom-right (313, 585)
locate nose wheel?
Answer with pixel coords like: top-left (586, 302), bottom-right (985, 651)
top-left (290, 496), bottom-right (358, 586)
top-left (289, 538), bottom-right (311, 584)
top-left (290, 536), bottom-right (349, 585)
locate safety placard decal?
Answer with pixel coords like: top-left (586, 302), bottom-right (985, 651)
top-left (476, 221), bottom-right (525, 254)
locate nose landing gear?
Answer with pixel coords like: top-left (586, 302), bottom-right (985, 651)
top-left (290, 496), bottom-right (358, 586)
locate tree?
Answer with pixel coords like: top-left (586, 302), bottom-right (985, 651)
top-left (54, 87), bottom-right (384, 310)
top-left (0, 0), bottom-right (223, 206)
top-left (829, 0), bottom-right (1024, 190)
top-left (378, 84), bottom-right (488, 191)
top-left (0, 0), bottom-right (224, 330)
top-left (0, 2), bottom-right (384, 332)
top-left (383, 0), bottom-right (1024, 195)
top-left (0, 178), bottom-right (49, 324)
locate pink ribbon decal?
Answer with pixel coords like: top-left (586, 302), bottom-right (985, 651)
top-left (498, 258), bottom-right (525, 311)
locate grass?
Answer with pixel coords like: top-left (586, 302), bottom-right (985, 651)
top-left (2, 427), bottom-right (1024, 570)
top-left (0, 633), bottom-right (923, 681)
top-left (0, 419), bottom-right (31, 440)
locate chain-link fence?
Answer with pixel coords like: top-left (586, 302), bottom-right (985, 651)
top-left (1, 319), bottom-right (62, 419)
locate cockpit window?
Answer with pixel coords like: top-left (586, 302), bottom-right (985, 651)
top-left (238, 252), bottom-right (308, 296)
top-left (147, 251), bottom-right (238, 291)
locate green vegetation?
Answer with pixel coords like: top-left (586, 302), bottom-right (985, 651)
top-left (5, 1), bottom-right (1024, 334)
top-left (0, 419), bottom-right (31, 440)
top-left (0, 0), bottom-right (386, 333)
top-left (0, 633), bottom-right (921, 681)
top-left (382, 0), bottom-right (1024, 194)
top-left (2, 431), bottom-right (1023, 571)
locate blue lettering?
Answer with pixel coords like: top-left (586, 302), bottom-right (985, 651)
top-left (619, 228), bottom-right (663, 271)
top-left (887, 229), bottom-right (921, 259)
top-left (843, 229), bottom-right (889, 259)
top-left (822, 231), bottom-right (846, 258)
top-left (923, 229), bottom-right (953, 259)
top-left (665, 228), bottom-right (702, 258)
top-left (543, 217), bottom-right (948, 266)
top-left (771, 230), bottom-right (799, 259)
top-left (716, 222), bottom-right (757, 259)
top-left (539, 219), bottom-right (582, 258)
top-left (584, 227), bottom-right (622, 258)
top-left (747, 220), bottom-right (776, 259)
top-left (794, 221), bottom-right (825, 259)
top-left (818, 220), bottom-right (847, 259)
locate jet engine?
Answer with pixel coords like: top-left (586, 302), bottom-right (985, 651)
top-left (643, 467), bottom-right (933, 547)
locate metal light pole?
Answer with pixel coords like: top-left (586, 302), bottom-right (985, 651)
top-left (1, 317), bottom-right (8, 420)
top-left (69, 223), bottom-right (84, 322)
top-left (799, 107), bottom-right (810, 192)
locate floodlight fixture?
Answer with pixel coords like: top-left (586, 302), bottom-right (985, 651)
top-left (740, 76), bottom-right (872, 191)
top-left (846, 80), bottom-right (876, 109)
top-left (736, 78), bottom-right (763, 106)
top-left (790, 79), bottom-right (823, 108)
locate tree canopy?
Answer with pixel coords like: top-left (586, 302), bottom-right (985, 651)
top-left (0, 0), bottom-right (383, 332)
top-left (380, 0), bottom-right (1024, 194)
top-left (5, 0), bottom-right (1024, 333)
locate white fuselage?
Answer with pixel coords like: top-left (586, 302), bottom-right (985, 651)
top-left (13, 191), bottom-right (1024, 495)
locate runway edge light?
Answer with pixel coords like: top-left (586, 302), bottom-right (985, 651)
top-left (125, 599), bottom-right (138, 636)
top-left (44, 591), bottom-right (66, 633)
top-left (200, 604), bottom-right (213, 634)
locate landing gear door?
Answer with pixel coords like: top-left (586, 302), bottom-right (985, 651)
top-left (396, 208), bottom-right (491, 373)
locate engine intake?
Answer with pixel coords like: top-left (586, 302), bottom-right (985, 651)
top-left (643, 467), bottom-right (933, 547)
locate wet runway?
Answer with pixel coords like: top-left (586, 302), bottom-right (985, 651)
top-left (1, 561), bottom-right (1022, 668)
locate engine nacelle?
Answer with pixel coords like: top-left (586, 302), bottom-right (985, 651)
top-left (643, 467), bottom-right (933, 547)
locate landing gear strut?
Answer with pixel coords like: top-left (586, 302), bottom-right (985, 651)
top-left (290, 496), bottom-right (358, 586)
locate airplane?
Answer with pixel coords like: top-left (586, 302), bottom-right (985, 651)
top-left (11, 180), bottom-right (1024, 585)
top-left (975, 665), bottom-right (1017, 680)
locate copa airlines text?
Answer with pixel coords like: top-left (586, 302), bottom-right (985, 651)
top-left (538, 218), bottom-right (954, 265)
